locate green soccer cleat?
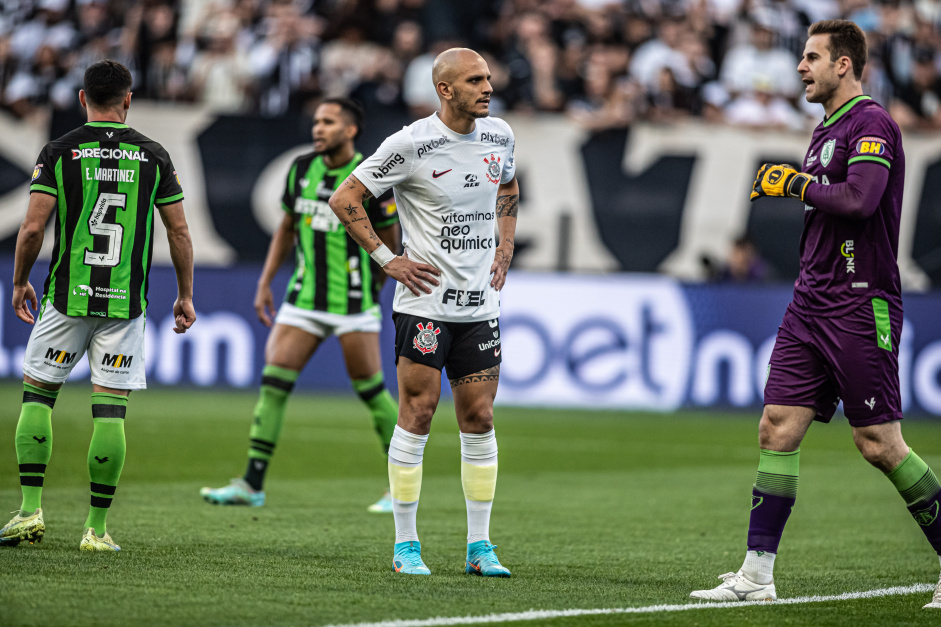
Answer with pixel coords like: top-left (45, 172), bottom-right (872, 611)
top-left (80, 527), bottom-right (121, 552)
top-left (392, 541), bottom-right (431, 575)
top-left (0, 509), bottom-right (44, 546)
top-left (465, 540), bottom-right (511, 577)
top-left (200, 479), bottom-right (265, 506)
top-left (367, 489), bottom-right (393, 513)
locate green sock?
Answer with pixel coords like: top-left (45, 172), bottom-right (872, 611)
top-left (85, 393), bottom-right (128, 534)
top-left (352, 372), bottom-right (398, 454)
top-left (244, 365), bottom-right (299, 490)
top-left (15, 383), bottom-right (58, 513)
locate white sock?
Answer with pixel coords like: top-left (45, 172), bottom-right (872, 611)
top-left (741, 550), bottom-right (776, 585)
top-left (460, 430), bottom-right (498, 544)
top-left (393, 499), bottom-right (420, 544)
top-left (388, 426), bottom-right (428, 545)
top-left (465, 499), bottom-right (492, 544)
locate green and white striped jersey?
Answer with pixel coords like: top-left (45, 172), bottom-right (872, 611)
top-left (281, 152), bottom-right (398, 315)
top-left (30, 121), bottom-right (184, 319)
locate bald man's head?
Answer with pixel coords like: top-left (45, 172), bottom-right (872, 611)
top-left (432, 47), bottom-right (493, 119)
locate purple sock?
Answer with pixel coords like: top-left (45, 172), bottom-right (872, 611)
top-left (747, 488), bottom-right (795, 553)
top-left (907, 487), bottom-right (941, 556)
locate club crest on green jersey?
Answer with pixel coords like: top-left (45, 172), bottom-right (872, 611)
top-left (821, 139), bottom-right (836, 167)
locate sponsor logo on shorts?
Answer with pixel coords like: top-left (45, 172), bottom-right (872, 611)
top-left (32, 164), bottom-right (42, 180)
top-left (821, 138), bottom-right (836, 166)
top-left (372, 153), bottom-right (405, 179)
top-left (102, 353), bottom-right (134, 369)
top-left (864, 397), bottom-right (876, 410)
top-left (855, 137), bottom-right (887, 156)
top-left (412, 322), bottom-right (441, 355)
top-left (484, 153), bottom-right (502, 184)
top-left (44, 347), bottom-right (77, 365)
top-left (478, 338), bottom-right (501, 351)
top-left (442, 288), bottom-right (485, 307)
top-left (913, 500), bottom-right (939, 527)
top-left (841, 240), bottom-right (855, 274)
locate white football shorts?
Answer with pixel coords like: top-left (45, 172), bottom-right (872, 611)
top-left (22, 301), bottom-right (146, 390)
top-left (274, 302), bottom-right (381, 338)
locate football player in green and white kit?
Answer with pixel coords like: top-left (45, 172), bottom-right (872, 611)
top-left (200, 98), bottom-right (401, 511)
top-left (0, 60), bottom-right (196, 551)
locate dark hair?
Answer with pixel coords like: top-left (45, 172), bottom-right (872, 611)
top-left (807, 20), bottom-right (867, 81)
top-left (83, 60), bottom-right (132, 108)
top-left (319, 97), bottom-right (364, 138)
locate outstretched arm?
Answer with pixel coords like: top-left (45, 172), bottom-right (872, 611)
top-left (329, 174), bottom-right (439, 296)
top-left (491, 176), bottom-right (519, 291)
top-left (12, 192), bottom-right (56, 324)
top-left (156, 201), bottom-right (196, 333)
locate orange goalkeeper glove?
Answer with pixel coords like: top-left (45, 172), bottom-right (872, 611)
top-left (750, 164), bottom-right (813, 202)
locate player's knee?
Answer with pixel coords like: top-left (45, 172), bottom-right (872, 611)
top-left (459, 403), bottom-right (493, 432)
top-left (852, 432), bottom-right (896, 471)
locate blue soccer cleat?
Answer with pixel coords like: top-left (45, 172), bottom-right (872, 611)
top-left (200, 479), bottom-right (265, 506)
top-left (392, 541), bottom-right (431, 575)
top-left (367, 489), bottom-right (393, 513)
top-left (465, 540), bottom-right (511, 577)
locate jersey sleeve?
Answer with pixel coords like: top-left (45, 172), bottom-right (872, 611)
top-left (352, 129), bottom-right (414, 197)
top-left (367, 188), bottom-right (399, 229)
top-left (281, 161), bottom-right (298, 214)
top-left (29, 143), bottom-right (58, 197)
top-left (500, 122), bottom-right (516, 184)
top-left (154, 147), bottom-right (184, 206)
top-left (847, 113), bottom-right (896, 171)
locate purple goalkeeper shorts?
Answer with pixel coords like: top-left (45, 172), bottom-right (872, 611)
top-left (763, 300), bottom-right (903, 427)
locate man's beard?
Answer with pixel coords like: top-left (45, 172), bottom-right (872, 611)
top-left (315, 139), bottom-right (343, 156)
top-left (457, 94), bottom-right (490, 118)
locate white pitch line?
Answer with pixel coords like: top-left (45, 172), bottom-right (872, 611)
top-left (324, 584), bottom-right (934, 627)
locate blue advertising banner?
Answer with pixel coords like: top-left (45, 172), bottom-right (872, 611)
top-left (1, 260), bottom-right (939, 416)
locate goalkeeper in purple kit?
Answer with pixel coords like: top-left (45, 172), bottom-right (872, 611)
top-left (691, 20), bottom-right (941, 609)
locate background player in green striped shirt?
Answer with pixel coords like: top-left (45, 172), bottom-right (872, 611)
top-left (0, 60), bottom-right (196, 551)
top-left (200, 98), bottom-right (401, 511)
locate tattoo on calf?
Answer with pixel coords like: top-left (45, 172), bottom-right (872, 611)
top-left (496, 194), bottom-right (519, 218)
top-left (450, 365), bottom-right (500, 387)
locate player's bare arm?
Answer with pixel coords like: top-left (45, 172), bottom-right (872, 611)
top-left (255, 212), bottom-right (296, 327)
top-left (157, 201), bottom-right (196, 334)
top-left (12, 192), bottom-right (57, 324)
top-left (329, 174), bottom-right (440, 296)
top-left (491, 177), bottom-right (519, 291)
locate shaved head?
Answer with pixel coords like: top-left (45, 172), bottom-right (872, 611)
top-left (431, 47), bottom-right (493, 123)
top-left (432, 48), bottom-right (485, 89)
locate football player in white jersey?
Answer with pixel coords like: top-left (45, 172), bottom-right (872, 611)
top-left (329, 48), bottom-right (518, 577)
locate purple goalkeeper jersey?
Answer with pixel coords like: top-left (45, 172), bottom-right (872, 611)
top-left (791, 96), bottom-right (905, 317)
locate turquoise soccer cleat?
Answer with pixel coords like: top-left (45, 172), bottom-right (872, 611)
top-left (392, 541), bottom-right (431, 575)
top-left (0, 509), bottom-right (44, 546)
top-left (367, 489), bottom-right (393, 513)
top-left (200, 479), bottom-right (265, 506)
top-left (465, 540), bottom-right (511, 577)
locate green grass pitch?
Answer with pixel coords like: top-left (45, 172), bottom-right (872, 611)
top-left (0, 382), bottom-right (939, 626)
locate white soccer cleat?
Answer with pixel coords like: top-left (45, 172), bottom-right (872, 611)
top-left (79, 527), bottom-right (121, 552)
top-left (690, 571), bottom-right (777, 602)
top-left (925, 572), bottom-right (941, 609)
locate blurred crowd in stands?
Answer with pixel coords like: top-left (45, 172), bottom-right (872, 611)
top-left (1, 0), bottom-right (941, 131)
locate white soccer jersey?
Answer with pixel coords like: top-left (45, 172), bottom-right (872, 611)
top-left (353, 113), bottom-right (516, 322)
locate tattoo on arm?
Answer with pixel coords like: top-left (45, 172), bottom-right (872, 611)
top-left (449, 365), bottom-right (500, 387)
top-left (361, 189), bottom-right (373, 201)
top-left (496, 194), bottom-right (519, 218)
top-left (344, 204), bottom-right (359, 216)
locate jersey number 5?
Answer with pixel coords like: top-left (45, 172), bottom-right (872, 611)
top-left (84, 192), bottom-right (127, 268)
